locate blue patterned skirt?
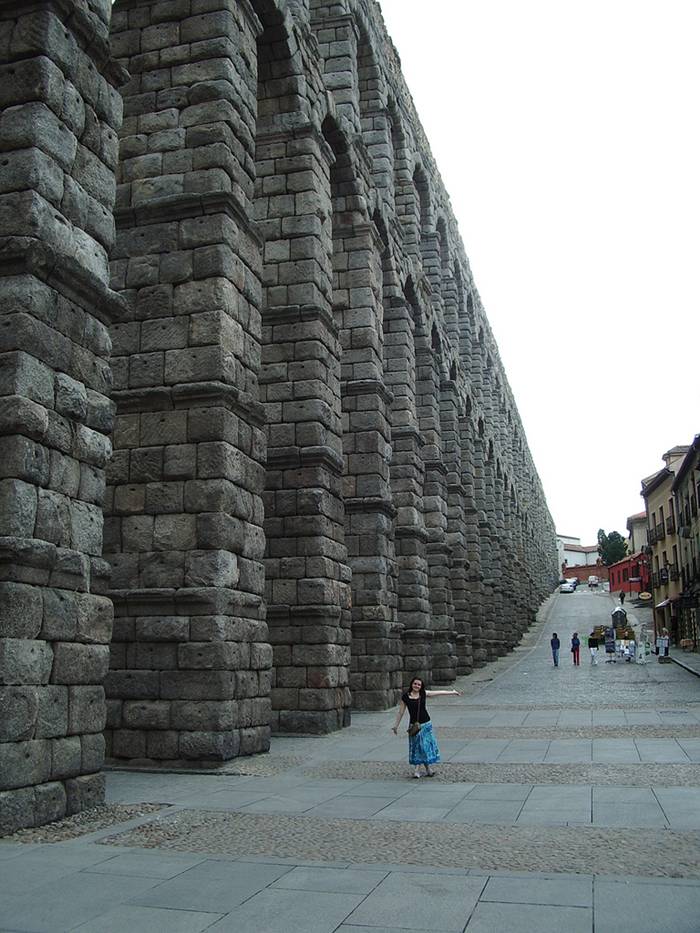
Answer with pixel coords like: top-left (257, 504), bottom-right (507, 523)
top-left (408, 721), bottom-right (441, 766)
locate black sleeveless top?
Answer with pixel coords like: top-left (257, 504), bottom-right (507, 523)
top-left (402, 692), bottom-right (430, 724)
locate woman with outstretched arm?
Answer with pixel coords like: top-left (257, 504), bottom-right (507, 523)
top-left (392, 676), bottom-right (461, 778)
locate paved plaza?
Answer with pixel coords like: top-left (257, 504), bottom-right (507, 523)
top-left (2, 590), bottom-right (700, 931)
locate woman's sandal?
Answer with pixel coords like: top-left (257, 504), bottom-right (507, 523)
top-left (425, 770), bottom-right (435, 777)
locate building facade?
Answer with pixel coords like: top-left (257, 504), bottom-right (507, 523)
top-left (641, 446), bottom-right (689, 642)
top-left (0, 0), bottom-right (558, 833)
top-left (557, 536), bottom-right (601, 570)
top-left (672, 436), bottom-right (700, 651)
top-left (605, 511), bottom-right (652, 599)
top-left (626, 511), bottom-right (648, 555)
top-left (557, 534), bottom-right (604, 584)
top-left (607, 552), bottom-right (650, 599)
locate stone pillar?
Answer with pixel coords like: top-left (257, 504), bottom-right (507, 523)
top-left (474, 432), bottom-right (497, 660)
top-left (493, 466), bottom-right (509, 654)
top-left (513, 440), bottom-right (532, 634)
top-left (312, 12), bottom-right (360, 132)
top-left (262, 347), bottom-right (351, 734)
top-left (396, 167), bottom-right (421, 263)
top-left (484, 448), bottom-right (502, 658)
top-left (502, 422), bottom-right (520, 645)
top-left (0, 0), bottom-right (125, 833)
top-left (346, 385), bottom-right (400, 710)
top-left (442, 379), bottom-right (471, 674)
top-left (311, 12), bottom-right (400, 711)
top-left (257, 117), bottom-right (352, 733)
top-left (383, 294), bottom-right (431, 683)
top-left (104, 0), bottom-right (271, 762)
top-left (340, 226), bottom-right (399, 710)
top-left (460, 408), bottom-right (485, 666)
top-left (503, 482), bottom-right (522, 642)
top-left (416, 334), bottom-right (455, 684)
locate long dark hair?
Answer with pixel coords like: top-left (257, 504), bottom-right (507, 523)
top-left (408, 676), bottom-right (426, 697)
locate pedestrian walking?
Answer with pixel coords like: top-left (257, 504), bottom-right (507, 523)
top-left (588, 630), bottom-right (599, 664)
top-left (619, 590), bottom-right (625, 605)
top-left (550, 632), bottom-right (560, 667)
top-left (571, 632), bottom-right (581, 666)
top-left (391, 677), bottom-right (461, 778)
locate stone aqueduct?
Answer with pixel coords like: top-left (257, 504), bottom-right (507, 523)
top-left (0, 0), bottom-right (558, 831)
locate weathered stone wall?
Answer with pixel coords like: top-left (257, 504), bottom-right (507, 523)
top-left (104, 0), bottom-right (272, 762)
top-left (0, 0), bottom-right (126, 833)
top-left (1, 0), bottom-right (559, 824)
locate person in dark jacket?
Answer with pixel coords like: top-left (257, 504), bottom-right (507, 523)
top-left (550, 633), bottom-right (561, 667)
top-left (571, 632), bottom-right (581, 666)
top-left (588, 631), bottom-right (599, 665)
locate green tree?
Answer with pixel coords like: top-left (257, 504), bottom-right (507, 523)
top-left (597, 528), bottom-right (628, 566)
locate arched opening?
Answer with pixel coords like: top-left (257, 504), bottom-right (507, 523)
top-left (431, 323), bottom-right (441, 354)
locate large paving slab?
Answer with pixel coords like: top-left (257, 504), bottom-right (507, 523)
top-left (1, 599), bottom-right (699, 931)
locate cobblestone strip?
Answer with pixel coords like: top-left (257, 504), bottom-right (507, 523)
top-left (5, 804), bottom-right (165, 845)
top-left (303, 760), bottom-right (700, 787)
top-left (104, 755), bottom-right (305, 779)
top-left (98, 809), bottom-right (700, 879)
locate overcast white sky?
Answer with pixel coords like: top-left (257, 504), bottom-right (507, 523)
top-left (378, 0), bottom-right (699, 545)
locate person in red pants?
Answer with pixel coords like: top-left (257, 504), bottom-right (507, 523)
top-left (571, 632), bottom-right (581, 666)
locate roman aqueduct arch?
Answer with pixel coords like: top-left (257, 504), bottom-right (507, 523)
top-left (0, 0), bottom-right (558, 833)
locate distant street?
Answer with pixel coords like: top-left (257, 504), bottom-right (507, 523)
top-left (483, 588), bottom-right (698, 710)
top-left (2, 590), bottom-right (700, 932)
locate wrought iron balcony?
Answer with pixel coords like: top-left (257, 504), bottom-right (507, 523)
top-left (656, 522), bottom-right (666, 541)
